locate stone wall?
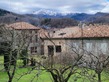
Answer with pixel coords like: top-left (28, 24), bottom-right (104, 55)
top-left (44, 38), bottom-right (109, 57)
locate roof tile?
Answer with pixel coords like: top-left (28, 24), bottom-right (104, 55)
top-left (41, 24), bottom-right (109, 39)
top-left (9, 22), bottom-right (40, 30)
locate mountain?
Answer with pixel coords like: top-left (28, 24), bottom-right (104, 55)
top-left (91, 14), bottom-right (109, 24)
top-left (0, 9), bottom-right (78, 28)
top-left (0, 8), bottom-right (40, 26)
top-left (94, 12), bottom-right (108, 17)
top-left (33, 9), bottom-right (57, 16)
top-left (71, 13), bottom-right (93, 21)
top-left (27, 9), bottom-right (76, 18)
top-left (28, 9), bottom-right (109, 23)
top-left (40, 18), bottom-right (78, 28)
top-left (86, 12), bottom-right (109, 22)
top-left (0, 9), bottom-right (12, 16)
top-left (28, 9), bottom-right (92, 20)
top-left (0, 8), bottom-right (109, 28)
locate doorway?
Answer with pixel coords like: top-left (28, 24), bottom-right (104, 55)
top-left (48, 45), bottom-right (54, 56)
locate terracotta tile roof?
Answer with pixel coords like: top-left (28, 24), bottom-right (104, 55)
top-left (9, 22), bottom-right (40, 30)
top-left (38, 28), bottom-right (48, 38)
top-left (83, 25), bottom-right (109, 38)
top-left (42, 24), bottom-right (109, 39)
top-left (52, 26), bottom-right (80, 38)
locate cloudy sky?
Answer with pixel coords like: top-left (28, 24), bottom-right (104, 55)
top-left (0, 0), bottom-right (109, 14)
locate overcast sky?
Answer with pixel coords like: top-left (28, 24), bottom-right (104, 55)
top-left (0, 0), bottom-right (109, 14)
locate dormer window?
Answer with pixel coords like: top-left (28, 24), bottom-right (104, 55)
top-left (53, 31), bottom-right (55, 33)
top-left (58, 33), bottom-right (66, 36)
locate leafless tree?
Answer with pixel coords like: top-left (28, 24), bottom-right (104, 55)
top-left (82, 46), bottom-right (109, 82)
top-left (88, 55), bottom-right (109, 82)
top-left (1, 23), bottom-right (109, 82)
top-left (0, 23), bottom-right (33, 82)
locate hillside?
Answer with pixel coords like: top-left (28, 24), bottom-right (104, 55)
top-left (0, 8), bottom-right (109, 28)
top-left (40, 18), bottom-right (78, 28)
top-left (0, 9), bottom-right (40, 26)
top-left (0, 9), bottom-right (78, 28)
top-left (91, 14), bottom-right (109, 24)
top-left (0, 9), bottom-right (12, 16)
top-left (27, 10), bottom-right (109, 24)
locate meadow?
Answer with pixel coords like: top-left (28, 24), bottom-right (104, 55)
top-left (0, 56), bottom-right (109, 82)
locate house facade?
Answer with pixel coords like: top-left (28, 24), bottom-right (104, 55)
top-left (1, 22), bottom-right (109, 57)
top-left (42, 24), bottom-right (109, 57)
top-left (8, 22), bottom-right (43, 55)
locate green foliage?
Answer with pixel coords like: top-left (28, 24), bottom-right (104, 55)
top-left (41, 18), bottom-right (78, 28)
top-left (41, 18), bottom-right (51, 25)
top-left (20, 49), bottom-right (29, 66)
top-left (0, 42), bottom-right (9, 55)
top-left (0, 56), bottom-right (109, 82)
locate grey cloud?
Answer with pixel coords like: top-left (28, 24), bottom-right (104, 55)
top-left (0, 0), bottom-right (108, 14)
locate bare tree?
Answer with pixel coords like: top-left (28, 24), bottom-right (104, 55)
top-left (83, 52), bottom-right (109, 82)
top-left (1, 23), bottom-right (109, 82)
top-left (0, 24), bottom-right (33, 82)
top-left (79, 43), bottom-right (109, 82)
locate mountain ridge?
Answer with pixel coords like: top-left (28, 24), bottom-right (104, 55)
top-left (0, 8), bottom-right (109, 28)
top-left (27, 9), bottom-right (109, 22)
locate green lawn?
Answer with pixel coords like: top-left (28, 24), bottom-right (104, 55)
top-left (0, 67), bottom-right (52, 82)
top-left (0, 56), bottom-right (52, 82)
top-left (0, 56), bottom-right (109, 82)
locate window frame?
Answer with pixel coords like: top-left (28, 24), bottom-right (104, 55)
top-left (30, 47), bottom-right (37, 54)
top-left (55, 45), bottom-right (61, 53)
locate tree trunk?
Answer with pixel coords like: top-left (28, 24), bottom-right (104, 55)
top-left (4, 53), bottom-right (10, 71)
top-left (21, 49), bottom-right (28, 66)
top-left (51, 74), bottom-right (66, 82)
top-left (98, 73), bottom-right (101, 82)
top-left (8, 77), bottom-right (12, 82)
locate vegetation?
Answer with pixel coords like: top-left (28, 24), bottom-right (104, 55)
top-left (0, 22), bottom-right (109, 82)
top-left (41, 18), bottom-right (78, 28)
top-left (0, 56), bottom-right (109, 82)
top-left (0, 9), bottom-right (11, 16)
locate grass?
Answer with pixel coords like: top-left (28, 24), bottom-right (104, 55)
top-left (0, 56), bottom-right (109, 82)
top-left (0, 56), bottom-right (52, 82)
top-left (0, 67), bottom-right (52, 82)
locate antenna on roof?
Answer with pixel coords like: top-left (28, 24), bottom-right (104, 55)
top-left (78, 21), bottom-right (85, 28)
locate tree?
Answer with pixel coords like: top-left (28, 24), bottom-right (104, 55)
top-left (0, 24), bottom-right (32, 82)
top-left (41, 18), bottom-right (78, 28)
top-left (20, 49), bottom-right (29, 67)
top-left (83, 52), bottom-right (109, 82)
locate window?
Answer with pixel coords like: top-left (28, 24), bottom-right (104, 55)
top-left (53, 31), bottom-right (55, 33)
top-left (35, 30), bottom-right (37, 33)
top-left (30, 47), bottom-right (37, 53)
top-left (71, 42), bottom-right (81, 53)
top-left (30, 30), bottom-right (32, 33)
top-left (30, 37), bottom-right (32, 43)
top-left (100, 43), bottom-right (107, 54)
top-left (72, 43), bottom-right (79, 49)
top-left (35, 35), bottom-right (38, 42)
top-left (0, 32), bottom-right (1, 35)
top-left (56, 46), bottom-right (61, 52)
top-left (48, 46), bottom-right (54, 55)
top-left (85, 43), bottom-right (92, 52)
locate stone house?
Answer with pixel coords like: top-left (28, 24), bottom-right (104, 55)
top-left (1, 22), bottom-right (109, 58)
top-left (7, 22), bottom-right (43, 55)
top-left (41, 24), bottom-right (109, 57)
